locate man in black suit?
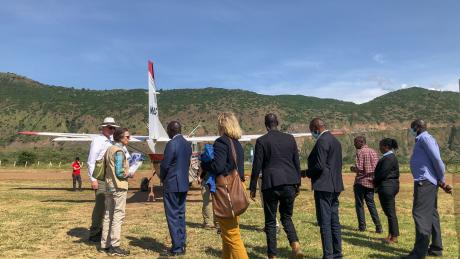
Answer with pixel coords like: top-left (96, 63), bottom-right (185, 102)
top-left (250, 113), bottom-right (303, 259)
top-left (160, 121), bottom-right (192, 256)
top-left (304, 118), bottom-right (344, 259)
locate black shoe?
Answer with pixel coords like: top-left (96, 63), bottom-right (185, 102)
top-left (89, 235), bottom-right (101, 243)
top-left (357, 227), bottom-right (366, 232)
top-left (98, 247), bottom-right (110, 253)
top-left (427, 250), bottom-right (442, 257)
top-left (107, 246), bottom-right (130, 256)
top-left (161, 249), bottom-right (185, 257)
top-left (400, 252), bottom-right (422, 259)
top-left (376, 227), bottom-right (383, 234)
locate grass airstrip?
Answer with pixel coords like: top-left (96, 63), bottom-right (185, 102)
top-left (0, 168), bottom-right (458, 258)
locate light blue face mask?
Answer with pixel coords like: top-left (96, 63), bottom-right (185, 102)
top-left (409, 128), bottom-right (417, 137)
top-left (312, 130), bottom-right (320, 139)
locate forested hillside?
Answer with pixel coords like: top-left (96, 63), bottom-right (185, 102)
top-left (0, 72), bottom-right (458, 166)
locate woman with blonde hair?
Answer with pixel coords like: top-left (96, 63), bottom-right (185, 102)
top-left (202, 112), bottom-right (249, 259)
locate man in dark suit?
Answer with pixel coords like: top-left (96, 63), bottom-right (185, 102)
top-left (304, 118), bottom-right (344, 259)
top-left (160, 121), bottom-right (192, 256)
top-left (250, 113), bottom-right (303, 259)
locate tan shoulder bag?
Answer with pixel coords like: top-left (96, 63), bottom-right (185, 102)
top-left (212, 138), bottom-right (250, 219)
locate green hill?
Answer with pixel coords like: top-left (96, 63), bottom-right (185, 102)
top-left (0, 72), bottom-right (459, 166)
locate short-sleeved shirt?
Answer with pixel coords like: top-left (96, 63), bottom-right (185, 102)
top-left (72, 161), bottom-right (81, 175)
top-left (87, 134), bottom-right (113, 181)
top-left (354, 145), bottom-right (379, 188)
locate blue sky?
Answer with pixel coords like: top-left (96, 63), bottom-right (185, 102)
top-left (1, 0), bottom-right (459, 103)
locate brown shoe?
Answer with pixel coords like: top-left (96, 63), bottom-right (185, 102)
top-left (390, 236), bottom-right (398, 243)
top-left (382, 236), bottom-right (398, 244)
top-left (290, 241), bottom-right (304, 258)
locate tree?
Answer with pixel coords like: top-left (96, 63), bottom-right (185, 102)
top-left (17, 151), bottom-right (37, 165)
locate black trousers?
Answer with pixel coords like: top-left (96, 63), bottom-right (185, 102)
top-left (411, 180), bottom-right (443, 257)
top-left (72, 174), bottom-right (82, 190)
top-left (314, 191), bottom-right (342, 259)
top-left (377, 181), bottom-right (399, 237)
top-left (353, 184), bottom-right (381, 231)
top-left (262, 185), bottom-right (299, 257)
top-left (164, 192), bottom-right (187, 253)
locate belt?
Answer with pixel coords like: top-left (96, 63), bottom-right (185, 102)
top-left (415, 179), bottom-right (432, 186)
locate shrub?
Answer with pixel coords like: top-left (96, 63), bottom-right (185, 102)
top-left (17, 151), bottom-right (37, 165)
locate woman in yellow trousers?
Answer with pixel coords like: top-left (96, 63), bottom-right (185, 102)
top-left (201, 112), bottom-right (249, 259)
top-left (219, 216), bottom-right (248, 259)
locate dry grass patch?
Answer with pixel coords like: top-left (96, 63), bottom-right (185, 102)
top-left (0, 169), bottom-right (458, 258)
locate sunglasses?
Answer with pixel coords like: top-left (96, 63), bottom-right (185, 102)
top-left (108, 126), bottom-right (116, 130)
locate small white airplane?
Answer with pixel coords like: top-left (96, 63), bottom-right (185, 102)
top-left (19, 60), bottom-right (344, 165)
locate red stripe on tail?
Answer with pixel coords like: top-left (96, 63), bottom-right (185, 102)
top-left (148, 60), bottom-right (154, 79)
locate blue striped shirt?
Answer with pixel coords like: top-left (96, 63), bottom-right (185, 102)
top-left (409, 131), bottom-right (445, 185)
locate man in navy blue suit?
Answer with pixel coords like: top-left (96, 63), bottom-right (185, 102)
top-left (160, 121), bottom-right (192, 256)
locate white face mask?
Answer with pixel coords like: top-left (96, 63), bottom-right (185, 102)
top-left (312, 130), bottom-right (320, 139)
top-left (409, 128), bottom-right (417, 137)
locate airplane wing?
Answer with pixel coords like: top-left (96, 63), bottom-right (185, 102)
top-left (19, 130), bottom-right (343, 143)
top-left (18, 131), bottom-right (98, 142)
top-left (17, 131), bottom-right (144, 142)
top-left (131, 135), bottom-right (222, 143)
top-left (185, 136), bottom-right (220, 142)
top-left (18, 131), bottom-right (99, 138)
top-left (185, 133), bottom-right (313, 142)
top-left (131, 134), bottom-right (306, 143)
top-left (52, 137), bottom-right (93, 142)
top-left (52, 136), bottom-right (143, 142)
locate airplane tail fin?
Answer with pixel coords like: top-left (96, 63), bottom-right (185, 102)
top-left (148, 60), bottom-right (168, 141)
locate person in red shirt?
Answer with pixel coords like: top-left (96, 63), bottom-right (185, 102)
top-left (72, 157), bottom-right (82, 191)
top-left (350, 136), bottom-right (382, 233)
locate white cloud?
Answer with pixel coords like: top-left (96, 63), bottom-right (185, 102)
top-left (281, 59), bottom-right (321, 69)
top-left (312, 81), bottom-right (391, 103)
top-left (81, 52), bottom-right (105, 63)
top-left (346, 87), bottom-right (391, 103)
top-left (440, 81), bottom-right (458, 92)
top-left (400, 80), bottom-right (458, 92)
top-left (253, 78), bottom-right (393, 104)
top-left (245, 67), bottom-right (398, 103)
top-left (373, 53), bottom-right (386, 64)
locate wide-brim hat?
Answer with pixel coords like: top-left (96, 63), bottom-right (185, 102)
top-left (99, 117), bottom-right (120, 128)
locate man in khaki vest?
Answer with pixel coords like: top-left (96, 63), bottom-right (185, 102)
top-left (100, 127), bottom-right (130, 256)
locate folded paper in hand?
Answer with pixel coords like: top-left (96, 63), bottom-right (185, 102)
top-left (127, 152), bottom-right (145, 177)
